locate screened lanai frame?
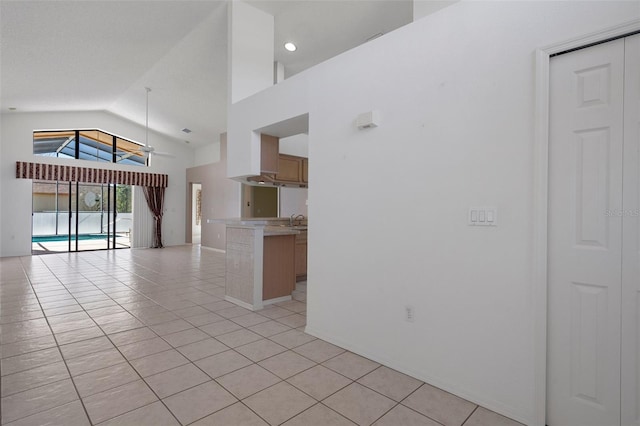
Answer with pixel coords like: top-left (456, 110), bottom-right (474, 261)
top-left (34, 129), bottom-right (147, 166)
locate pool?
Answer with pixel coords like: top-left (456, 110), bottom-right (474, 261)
top-left (32, 234), bottom-right (125, 243)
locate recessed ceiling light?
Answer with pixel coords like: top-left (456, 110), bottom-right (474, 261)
top-left (284, 42), bottom-right (297, 52)
top-left (184, 140), bottom-right (190, 144)
top-left (8, 107), bottom-right (17, 111)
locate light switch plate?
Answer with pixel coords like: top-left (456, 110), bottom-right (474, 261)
top-left (469, 207), bottom-right (497, 226)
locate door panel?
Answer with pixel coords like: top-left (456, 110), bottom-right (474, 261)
top-left (548, 38), bottom-right (625, 426)
top-left (622, 33), bottom-right (640, 426)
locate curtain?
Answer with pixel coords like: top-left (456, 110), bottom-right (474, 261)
top-left (142, 186), bottom-right (165, 248)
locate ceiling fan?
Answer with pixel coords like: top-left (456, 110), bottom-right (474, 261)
top-left (116, 87), bottom-right (174, 162)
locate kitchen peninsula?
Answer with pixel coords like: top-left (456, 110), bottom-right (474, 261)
top-left (210, 218), bottom-right (306, 311)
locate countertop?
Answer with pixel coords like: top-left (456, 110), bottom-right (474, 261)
top-left (208, 217), bottom-right (307, 236)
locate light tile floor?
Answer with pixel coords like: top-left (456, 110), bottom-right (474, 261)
top-left (0, 246), bottom-right (523, 426)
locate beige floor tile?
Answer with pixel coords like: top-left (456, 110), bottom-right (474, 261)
top-left (2, 400), bottom-right (89, 426)
top-left (293, 339), bottom-right (345, 363)
top-left (215, 306), bottom-right (252, 319)
top-left (275, 300), bottom-right (307, 313)
top-left (259, 350), bottom-right (316, 379)
top-left (184, 312), bottom-right (225, 327)
top-left (373, 404), bottom-right (440, 426)
top-left (269, 329), bottom-right (316, 349)
top-left (463, 407), bottom-right (525, 426)
top-left (256, 306), bottom-right (293, 320)
top-left (199, 319), bottom-right (243, 337)
top-left (83, 379), bottom-right (158, 424)
top-left (190, 402), bottom-right (268, 426)
top-left (0, 335), bottom-right (57, 359)
top-left (323, 352), bottom-right (380, 380)
top-left (99, 318), bottom-right (145, 334)
top-left (130, 349), bottom-right (189, 377)
top-left (1, 347), bottom-right (63, 376)
top-left (118, 336), bottom-right (172, 360)
top-left (235, 338), bottom-right (287, 362)
top-left (59, 336), bottom-right (114, 360)
top-left (163, 380), bottom-right (237, 425)
top-left (66, 348), bottom-right (126, 376)
top-left (244, 381), bottom-right (316, 425)
top-left (276, 314), bottom-right (307, 328)
top-left (98, 401), bottom-right (180, 426)
top-left (0, 379), bottom-right (79, 424)
top-left (231, 313), bottom-right (270, 327)
top-left (216, 364), bottom-right (281, 399)
top-left (86, 305), bottom-right (126, 318)
top-left (283, 403), bottom-right (357, 426)
top-left (324, 383), bottom-right (396, 426)
top-left (162, 327), bottom-right (209, 347)
top-left (172, 305), bottom-right (211, 318)
top-left (358, 366), bottom-right (423, 402)
top-left (249, 320), bottom-right (291, 337)
top-left (151, 319), bottom-right (194, 336)
top-left (108, 327), bottom-right (157, 346)
top-left (202, 300), bottom-right (237, 312)
top-left (49, 318), bottom-right (96, 335)
top-left (145, 363), bottom-right (210, 398)
top-left (1, 361), bottom-right (69, 397)
top-left (46, 311), bottom-right (90, 326)
top-left (54, 326), bottom-right (105, 345)
top-left (176, 337), bottom-right (229, 361)
top-left (287, 365), bottom-right (352, 401)
top-left (72, 362), bottom-right (140, 398)
top-left (92, 311), bottom-right (137, 326)
top-left (402, 383), bottom-right (477, 426)
top-left (216, 329), bottom-right (263, 348)
top-left (195, 350), bottom-right (253, 378)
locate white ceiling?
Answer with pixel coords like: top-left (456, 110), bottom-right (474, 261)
top-left (0, 0), bottom-right (412, 149)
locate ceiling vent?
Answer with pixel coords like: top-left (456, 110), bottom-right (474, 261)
top-left (181, 128), bottom-right (192, 134)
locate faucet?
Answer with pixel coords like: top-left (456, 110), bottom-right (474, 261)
top-left (290, 213), bottom-right (305, 226)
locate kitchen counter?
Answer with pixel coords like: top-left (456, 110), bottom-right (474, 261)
top-left (216, 218), bottom-right (306, 310)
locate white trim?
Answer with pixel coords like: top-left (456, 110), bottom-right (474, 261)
top-left (262, 295), bottom-right (291, 306)
top-left (533, 18), bottom-right (640, 426)
top-left (225, 295), bottom-right (256, 311)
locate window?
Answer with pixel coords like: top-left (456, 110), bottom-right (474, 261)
top-left (34, 129), bottom-right (147, 166)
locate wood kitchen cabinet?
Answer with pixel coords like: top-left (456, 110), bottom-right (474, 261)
top-left (295, 230), bottom-right (307, 281)
top-left (261, 134), bottom-right (279, 174)
top-left (276, 154), bottom-right (302, 182)
top-left (302, 158), bottom-right (308, 183)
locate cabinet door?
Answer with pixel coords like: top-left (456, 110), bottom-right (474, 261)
top-left (276, 156), bottom-right (301, 182)
top-left (302, 158), bottom-right (308, 183)
top-left (261, 134), bottom-right (279, 174)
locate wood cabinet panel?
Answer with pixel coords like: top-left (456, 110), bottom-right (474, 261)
top-left (276, 155), bottom-right (301, 182)
top-left (302, 158), bottom-right (308, 183)
top-left (263, 234), bottom-right (296, 300)
top-left (261, 134), bottom-right (279, 174)
top-left (295, 231), bottom-right (307, 280)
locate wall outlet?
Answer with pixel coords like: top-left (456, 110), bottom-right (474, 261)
top-left (405, 305), bottom-right (415, 323)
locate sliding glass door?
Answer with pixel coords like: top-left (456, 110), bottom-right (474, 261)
top-left (32, 181), bottom-right (132, 253)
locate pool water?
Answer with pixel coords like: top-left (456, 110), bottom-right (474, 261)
top-left (32, 234), bottom-right (125, 243)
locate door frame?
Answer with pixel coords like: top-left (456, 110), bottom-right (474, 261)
top-left (533, 19), bottom-right (640, 426)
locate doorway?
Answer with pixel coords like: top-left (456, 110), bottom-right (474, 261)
top-left (547, 34), bottom-right (639, 426)
top-left (32, 181), bottom-right (133, 253)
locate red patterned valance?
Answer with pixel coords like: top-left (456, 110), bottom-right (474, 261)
top-left (16, 162), bottom-right (168, 187)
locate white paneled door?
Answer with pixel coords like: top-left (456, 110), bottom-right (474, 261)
top-left (548, 34), bottom-right (640, 426)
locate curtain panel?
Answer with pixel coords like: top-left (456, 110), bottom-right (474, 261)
top-left (142, 186), bottom-right (165, 248)
top-left (16, 161), bottom-right (168, 187)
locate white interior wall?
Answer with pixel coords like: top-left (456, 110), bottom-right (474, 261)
top-left (279, 188), bottom-right (308, 218)
top-left (228, 1), bottom-right (274, 104)
top-left (193, 140), bottom-right (220, 166)
top-left (0, 110), bottom-right (193, 257)
top-left (279, 133), bottom-right (309, 157)
top-left (226, 2), bottom-right (640, 424)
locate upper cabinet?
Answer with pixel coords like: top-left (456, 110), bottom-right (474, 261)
top-left (257, 134), bottom-right (308, 187)
top-left (276, 155), bottom-right (302, 182)
top-left (260, 134), bottom-right (279, 174)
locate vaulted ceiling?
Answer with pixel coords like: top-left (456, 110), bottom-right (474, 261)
top-left (0, 1), bottom-right (412, 149)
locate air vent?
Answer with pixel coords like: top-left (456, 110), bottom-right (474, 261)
top-left (181, 128), bottom-right (192, 134)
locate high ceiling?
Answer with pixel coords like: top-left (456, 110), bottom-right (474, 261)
top-left (0, 1), bottom-right (412, 149)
